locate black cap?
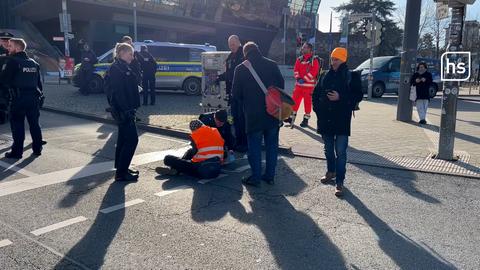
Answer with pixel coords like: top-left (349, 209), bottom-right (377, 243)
top-left (214, 109), bottom-right (228, 123)
top-left (0, 32), bottom-right (14, 40)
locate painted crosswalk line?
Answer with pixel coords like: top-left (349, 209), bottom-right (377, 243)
top-left (100, 199), bottom-right (145, 214)
top-left (31, 216), bottom-right (88, 236)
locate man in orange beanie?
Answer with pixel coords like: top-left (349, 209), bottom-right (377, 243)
top-left (286, 42), bottom-right (321, 128)
top-left (312, 47), bottom-right (363, 197)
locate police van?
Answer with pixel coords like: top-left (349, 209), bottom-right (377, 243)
top-left (73, 41), bottom-right (216, 95)
top-left (354, 56), bottom-right (442, 98)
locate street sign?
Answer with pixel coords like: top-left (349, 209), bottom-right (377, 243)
top-left (436, 2), bottom-right (449, 20)
top-left (65, 33), bottom-right (75, 39)
top-left (53, 36), bottom-right (64, 41)
top-left (366, 21), bottom-right (382, 47)
top-left (59, 13), bottom-right (72, 33)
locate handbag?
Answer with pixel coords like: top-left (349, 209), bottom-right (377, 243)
top-left (243, 60), bottom-right (294, 122)
top-left (409, 85), bottom-right (417, 102)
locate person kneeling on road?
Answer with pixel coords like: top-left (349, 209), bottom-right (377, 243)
top-left (199, 109), bottom-right (235, 152)
top-left (156, 120), bottom-right (225, 179)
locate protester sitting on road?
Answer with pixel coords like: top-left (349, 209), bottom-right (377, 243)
top-left (156, 120), bottom-right (225, 179)
top-left (410, 62), bottom-right (432, 125)
top-left (199, 109), bottom-right (234, 151)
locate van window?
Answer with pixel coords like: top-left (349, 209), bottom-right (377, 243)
top-left (189, 48), bottom-right (205, 62)
top-left (388, 58), bottom-right (400, 72)
top-left (99, 51), bottom-right (114, 63)
top-left (148, 46), bottom-right (190, 62)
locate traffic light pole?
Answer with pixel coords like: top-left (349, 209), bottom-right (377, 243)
top-left (396, 0), bottom-right (422, 122)
top-left (62, 0), bottom-right (70, 57)
top-left (367, 13), bottom-right (376, 99)
top-left (437, 4), bottom-right (466, 160)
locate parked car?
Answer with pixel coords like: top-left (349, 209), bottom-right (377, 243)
top-left (73, 41), bottom-right (217, 95)
top-left (354, 56), bottom-right (441, 98)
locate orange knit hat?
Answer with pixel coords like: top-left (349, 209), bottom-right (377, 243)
top-left (331, 47), bottom-right (348, 62)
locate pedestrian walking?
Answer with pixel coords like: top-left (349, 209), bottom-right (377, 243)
top-left (410, 62), bottom-right (432, 125)
top-left (232, 42), bottom-right (284, 187)
top-left (0, 38), bottom-right (44, 159)
top-left (78, 43), bottom-right (97, 95)
top-left (0, 31), bottom-right (14, 125)
top-left (156, 120), bottom-right (224, 179)
top-left (217, 35), bottom-right (247, 152)
top-left (286, 42), bottom-right (321, 128)
top-left (106, 43), bottom-right (141, 182)
top-left (312, 47), bottom-right (362, 197)
top-left (138, 45), bottom-right (157, 105)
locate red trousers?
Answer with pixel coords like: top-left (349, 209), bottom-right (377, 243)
top-left (292, 86), bottom-right (314, 114)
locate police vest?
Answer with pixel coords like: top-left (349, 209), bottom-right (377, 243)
top-left (191, 126), bottom-right (225, 163)
top-left (12, 57), bottom-right (40, 91)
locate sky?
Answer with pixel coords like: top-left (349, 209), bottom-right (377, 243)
top-left (317, 0), bottom-right (480, 33)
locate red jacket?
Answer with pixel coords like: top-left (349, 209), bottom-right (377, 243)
top-left (294, 53), bottom-right (320, 88)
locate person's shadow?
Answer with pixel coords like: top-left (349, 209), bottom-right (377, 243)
top-left (0, 142), bottom-right (40, 181)
top-left (344, 190), bottom-right (456, 270)
top-left (54, 181), bottom-right (132, 269)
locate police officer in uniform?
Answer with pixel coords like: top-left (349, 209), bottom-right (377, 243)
top-left (138, 45), bottom-right (157, 105)
top-left (0, 32), bottom-right (14, 125)
top-left (107, 43), bottom-right (141, 182)
top-left (0, 38), bottom-right (43, 159)
top-left (79, 43), bottom-right (97, 95)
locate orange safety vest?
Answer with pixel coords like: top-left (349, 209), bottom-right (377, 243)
top-left (191, 126), bottom-right (225, 163)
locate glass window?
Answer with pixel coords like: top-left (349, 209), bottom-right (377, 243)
top-left (388, 58), bottom-right (400, 72)
top-left (189, 48), bottom-right (205, 62)
top-left (148, 46), bottom-right (189, 62)
top-left (99, 51), bottom-right (113, 63)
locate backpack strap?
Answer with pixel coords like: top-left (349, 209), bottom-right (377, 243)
top-left (243, 60), bottom-right (268, 95)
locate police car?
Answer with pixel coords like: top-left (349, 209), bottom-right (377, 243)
top-left (73, 41), bottom-right (216, 95)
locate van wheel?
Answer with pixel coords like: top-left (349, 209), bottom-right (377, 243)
top-left (183, 78), bottom-right (201, 96)
top-left (429, 84), bottom-right (438, 98)
top-left (89, 75), bottom-right (104, 94)
top-left (372, 82), bottom-right (385, 98)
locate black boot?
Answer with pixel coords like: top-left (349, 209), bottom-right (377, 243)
top-left (5, 151), bottom-right (22, 159)
top-left (300, 118), bottom-right (309, 127)
top-left (115, 171), bottom-right (139, 182)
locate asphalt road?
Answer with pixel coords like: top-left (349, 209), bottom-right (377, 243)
top-left (0, 112), bottom-right (479, 270)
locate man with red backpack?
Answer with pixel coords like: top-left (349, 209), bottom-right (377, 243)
top-left (286, 42), bottom-right (321, 128)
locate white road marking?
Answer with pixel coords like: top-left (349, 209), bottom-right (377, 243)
top-left (0, 160), bottom-right (38, 177)
top-left (100, 199), bottom-right (145, 214)
top-left (198, 174), bottom-right (228, 184)
top-left (154, 185), bottom-right (190, 197)
top-left (0, 147), bottom-right (189, 197)
top-left (0, 239), bottom-right (13, 248)
top-left (142, 133), bottom-right (189, 144)
top-left (30, 216), bottom-right (88, 236)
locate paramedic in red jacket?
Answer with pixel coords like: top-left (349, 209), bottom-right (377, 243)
top-left (286, 42), bottom-right (321, 127)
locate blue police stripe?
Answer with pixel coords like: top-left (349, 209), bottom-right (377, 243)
top-left (94, 63), bottom-right (201, 73)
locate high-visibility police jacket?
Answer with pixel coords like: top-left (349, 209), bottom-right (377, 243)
top-left (191, 125), bottom-right (225, 163)
top-left (293, 53), bottom-right (320, 88)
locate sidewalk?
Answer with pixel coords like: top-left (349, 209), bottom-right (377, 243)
top-left (282, 96), bottom-right (480, 178)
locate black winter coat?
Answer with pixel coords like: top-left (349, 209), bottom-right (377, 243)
top-left (312, 63), bottom-right (360, 136)
top-left (80, 50), bottom-right (97, 70)
top-left (232, 50), bottom-right (284, 134)
top-left (410, 71), bottom-right (432, 100)
top-left (199, 112), bottom-right (235, 150)
top-left (138, 51), bottom-right (157, 76)
top-left (109, 59), bottom-right (141, 113)
top-left (218, 47), bottom-right (244, 93)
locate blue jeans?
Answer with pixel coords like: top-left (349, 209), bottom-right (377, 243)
top-left (322, 134), bottom-right (348, 186)
top-left (247, 127), bottom-right (280, 182)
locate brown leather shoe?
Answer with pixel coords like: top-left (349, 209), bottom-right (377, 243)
top-left (335, 186), bottom-right (344, 197)
top-left (320, 172), bottom-right (336, 184)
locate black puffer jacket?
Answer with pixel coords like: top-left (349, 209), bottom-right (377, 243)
top-left (312, 63), bottom-right (361, 136)
top-left (109, 59), bottom-right (141, 113)
top-left (410, 71), bottom-right (432, 100)
top-left (232, 50), bottom-right (284, 134)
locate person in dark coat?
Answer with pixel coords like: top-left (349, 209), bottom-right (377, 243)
top-left (120, 36), bottom-right (142, 85)
top-left (410, 62), bottom-right (432, 125)
top-left (312, 47), bottom-right (361, 197)
top-left (138, 45), bottom-right (157, 105)
top-left (0, 32), bottom-right (14, 125)
top-left (217, 35), bottom-right (247, 152)
top-left (78, 44), bottom-right (97, 95)
top-left (108, 43), bottom-right (141, 182)
top-left (199, 109), bottom-right (235, 151)
top-left (232, 41), bottom-right (284, 187)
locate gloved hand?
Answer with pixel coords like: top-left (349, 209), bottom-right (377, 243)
top-left (297, 79), bottom-right (305, 84)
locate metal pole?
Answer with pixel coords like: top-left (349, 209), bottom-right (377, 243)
top-left (396, 0), bottom-right (422, 122)
top-left (283, 10), bottom-right (287, 65)
top-left (133, 1), bottom-right (138, 42)
top-left (367, 13), bottom-right (376, 99)
top-left (437, 4), bottom-right (466, 160)
top-left (62, 0), bottom-right (70, 57)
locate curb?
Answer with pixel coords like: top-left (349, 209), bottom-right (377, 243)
top-left (41, 106), bottom-right (293, 156)
top-left (459, 97), bottom-right (480, 102)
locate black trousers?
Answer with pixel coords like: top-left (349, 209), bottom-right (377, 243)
top-left (164, 155), bottom-right (221, 179)
top-left (114, 117), bottom-right (139, 174)
top-left (9, 94), bottom-right (43, 155)
top-left (80, 68), bottom-right (93, 93)
top-left (231, 99), bottom-right (247, 149)
top-left (142, 74), bottom-right (156, 105)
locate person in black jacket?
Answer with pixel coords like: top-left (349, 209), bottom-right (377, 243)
top-left (120, 36), bottom-right (142, 85)
top-left (232, 41), bottom-right (284, 187)
top-left (312, 47), bottom-right (361, 197)
top-left (0, 32), bottom-right (14, 125)
top-left (78, 44), bottom-right (97, 95)
top-left (138, 45), bottom-right (157, 105)
top-left (199, 109), bottom-right (234, 151)
top-left (217, 35), bottom-right (247, 152)
top-left (410, 62), bottom-right (433, 125)
top-left (108, 43), bottom-right (141, 182)
top-left (0, 38), bottom-right (43, 159)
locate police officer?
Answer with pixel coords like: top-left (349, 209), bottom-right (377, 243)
top-left (0, 38), bottom-right (43, 159)
top-left (107, 42), bottom-right (141, 182)
top-left (79, 43), bottom-right (97, 95)
top-left (119, 36), bottom-right (142, 85)
top-left (0, 32), bottom-right (14, 125)
top-left (138, 45), bottom-right (157, 105)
